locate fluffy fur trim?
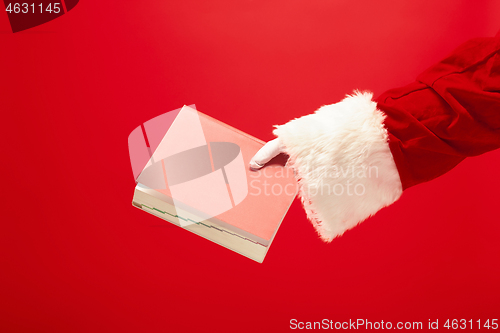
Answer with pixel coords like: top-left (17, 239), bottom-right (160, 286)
top-left (273, 91), bottom-right (403, 242)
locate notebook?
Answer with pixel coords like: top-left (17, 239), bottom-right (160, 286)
top-left (129, 105), bottom-right (297, 262)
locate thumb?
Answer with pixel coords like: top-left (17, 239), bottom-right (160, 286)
top-left (249, 138), bottom-right (282, 170)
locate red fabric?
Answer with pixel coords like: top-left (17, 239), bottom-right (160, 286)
top-left (377, 30), bottom-right (500, 190)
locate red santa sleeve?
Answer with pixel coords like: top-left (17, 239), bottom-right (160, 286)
top-left (273, 30), bottom-right (500, 242)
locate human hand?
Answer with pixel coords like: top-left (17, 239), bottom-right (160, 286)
top-left (249, 138), bottom-right (282, 170)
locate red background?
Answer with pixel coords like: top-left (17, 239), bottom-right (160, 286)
top-left (1, 1), bottom-right (499, 332)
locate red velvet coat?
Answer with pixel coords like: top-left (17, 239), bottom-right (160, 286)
top-left (379, 30), bottom-right (500, 190)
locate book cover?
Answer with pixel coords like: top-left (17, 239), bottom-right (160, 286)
top-left (129, 106), bottom-right (297, 262)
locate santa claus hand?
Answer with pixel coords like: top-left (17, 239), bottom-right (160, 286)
top-left (249, 138), bottom-right (282, 170)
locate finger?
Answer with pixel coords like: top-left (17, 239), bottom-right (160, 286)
top-left (249, 138), bottom-right (281, 170)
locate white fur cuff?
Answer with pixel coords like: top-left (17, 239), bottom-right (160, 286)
top-left (273, 91), bottom-right (403, 242)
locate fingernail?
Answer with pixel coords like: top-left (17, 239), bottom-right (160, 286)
top-left (249, 161), bottom-right (261, 170)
